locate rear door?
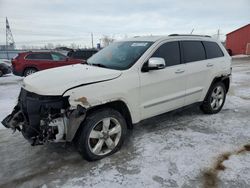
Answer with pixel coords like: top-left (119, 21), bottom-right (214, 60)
top-left (139, 41), bottom-right (187, 119)
top-left (25, 53), bottom-right (54, 70)
top-left (180, 40), bottom-right (209, 105)
top-left (202, 41), bottom-right (227, 94)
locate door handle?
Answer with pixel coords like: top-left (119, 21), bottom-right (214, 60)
top-left (175, 69), bottom-right (185, 74)
top-left (207, 63), bottom-right (214, 67)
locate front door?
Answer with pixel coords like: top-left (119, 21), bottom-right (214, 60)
top-left (139, 41), bottom-right (187, 119)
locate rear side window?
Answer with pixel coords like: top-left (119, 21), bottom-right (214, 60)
top-left (181, 41), bottom-right (206, 63)
top-left (203, 41), bottom-right (224, 59)
top-left (152, 41), bottom-right (180, 67)
top-left (26, 53), bottom-right (52, 60)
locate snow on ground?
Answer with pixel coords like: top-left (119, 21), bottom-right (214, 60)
top-left (0, 58), bottom-right (250, 188)
top-left (0, 74), bottom-right (22, 129)
top-left (232, 54), bottom-right (250, 59)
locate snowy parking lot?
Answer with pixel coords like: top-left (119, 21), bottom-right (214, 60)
top-left (0, 57), bottom-right (250, 188)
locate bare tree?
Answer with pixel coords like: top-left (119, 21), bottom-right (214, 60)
top-left (45, 43), bottom-right (54, 49)
top-left (70, 43), bottom-right (81, 49)
top-left (101, 35), bottom-right (115, 47)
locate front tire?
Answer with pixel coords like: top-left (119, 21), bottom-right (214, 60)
top-left (200, 82), bottom-right (226, 114)
top-left (77, 108), bottom-right (127, 161)
top-left (0, 70), bottom-right (3, 77)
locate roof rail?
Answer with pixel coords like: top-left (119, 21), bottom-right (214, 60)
top-left (168, 34), bottom-right (211, 38)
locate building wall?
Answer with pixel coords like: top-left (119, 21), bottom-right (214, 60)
top-left (226, 25), bottom-right (250, 55)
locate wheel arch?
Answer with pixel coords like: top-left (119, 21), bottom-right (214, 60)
top-left (23, 66), bottom-right (38, 76)
top-left (86, 100), bottom-right (133, 130)
top-left (211, 75), bottom-right (230, 93)
top-left (203, 75), bottom-right (230, 103)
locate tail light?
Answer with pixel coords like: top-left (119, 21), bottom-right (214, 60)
top-left (11, 60), bottom-right (16, 70)
top-left (11, 55), bottom-right (19, 69)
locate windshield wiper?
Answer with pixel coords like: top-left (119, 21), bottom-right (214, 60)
top-left (91, 63), bottom-right (107, 68)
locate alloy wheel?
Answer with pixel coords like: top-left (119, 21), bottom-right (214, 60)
top-left (210, 85), bottom-right (225, 111)
top-left (25, 69), bottom-right (36, 76)
top-left (88, 117), bottom-right (122, 156)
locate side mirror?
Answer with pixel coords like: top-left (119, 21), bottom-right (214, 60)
top-left (142, 57), bottom-right (166, 72)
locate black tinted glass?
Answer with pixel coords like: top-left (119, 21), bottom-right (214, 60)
top-left (152, 41), bottom-right (180, 66)
top-left (181, 41), bottom-right (206, 63)
top-left (26, 53), bottom-right (52, 60)
top-left (25, 54), bottom-right (34, 59)
top-left (203, 41), bottom-right (224, 59)
top-left (85, 51), bottom-right (92, 59)
top-left (72, 51), bottom-right (85, 59)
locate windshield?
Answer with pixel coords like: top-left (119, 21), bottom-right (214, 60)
top-left (87, 41), bottom-right (153, 70)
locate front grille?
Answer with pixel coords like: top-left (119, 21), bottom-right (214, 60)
top-left (19, 88), bottom-right (69, 111)
top-left (18, 88), bottom-right (69, 140)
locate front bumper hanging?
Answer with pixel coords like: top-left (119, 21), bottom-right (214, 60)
top-left (2, 88), bottom-right (70, 145)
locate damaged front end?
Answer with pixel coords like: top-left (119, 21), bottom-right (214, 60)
top-left (1, 88), bottom-right (86, 146)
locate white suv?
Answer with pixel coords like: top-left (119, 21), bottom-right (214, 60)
top-left (2, 34), bottom-right (231, 161)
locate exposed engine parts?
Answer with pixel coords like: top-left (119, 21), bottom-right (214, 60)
top-left (1, 88), bottom-right (86, 146)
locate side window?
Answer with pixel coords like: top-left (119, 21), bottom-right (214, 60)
top-left (25, 54), bottom-right (36, 60)
top-left (181, 41), bottom-right (206, 63)
top-left (26, 53), bottom-right (52, 60)
top-left (92, 50), bottom-right (97, 56)
top-left (51, 53), bottom-right (66, 61)
top-left (152, 41), bottom-right (181, 67)
top-left (203, 41), bottom-right (224, 59)
top-left (72, 51), bottom-right (85, 59)
top-left (36, 53), bottom-right (52, 60)
top-left (85, 51), bottom-right (93, 59)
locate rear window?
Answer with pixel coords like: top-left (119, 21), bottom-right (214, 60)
top-left (181, 41), bottom-right (206, 63)
top-left (26, 53), bottom-right (52, 60)
top-left (203, 41), bottom-right (224, 59)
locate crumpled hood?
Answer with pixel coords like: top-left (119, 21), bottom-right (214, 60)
top-left (23, 64), bottom-right (121, 95)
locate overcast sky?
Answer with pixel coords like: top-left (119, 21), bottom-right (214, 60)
top-left (0, 0), bottom-right (249, 48)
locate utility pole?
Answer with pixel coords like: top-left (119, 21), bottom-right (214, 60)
top-left (217, 29), bottom-right (220, 40)
top-left (6, 18), bottom-right (8, 59)
top-left (5, 17), bottom-right (15, 59)
top-left (91, 33), bottom-right (94, 48)
top-left (190, 28), bottom-right (194, 34)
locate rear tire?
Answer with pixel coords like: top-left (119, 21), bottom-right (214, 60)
top-left (200, 82), bottom-right (226, 114)
top-left (77, 108), bottom-right (127, 161)
top-left (23, 68), bottom-right (37, 77)
top-left (0, 70), bottom-right (3, 77)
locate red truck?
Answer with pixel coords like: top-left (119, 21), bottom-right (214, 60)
top-left (12, 51), bottom-right (84, 77)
